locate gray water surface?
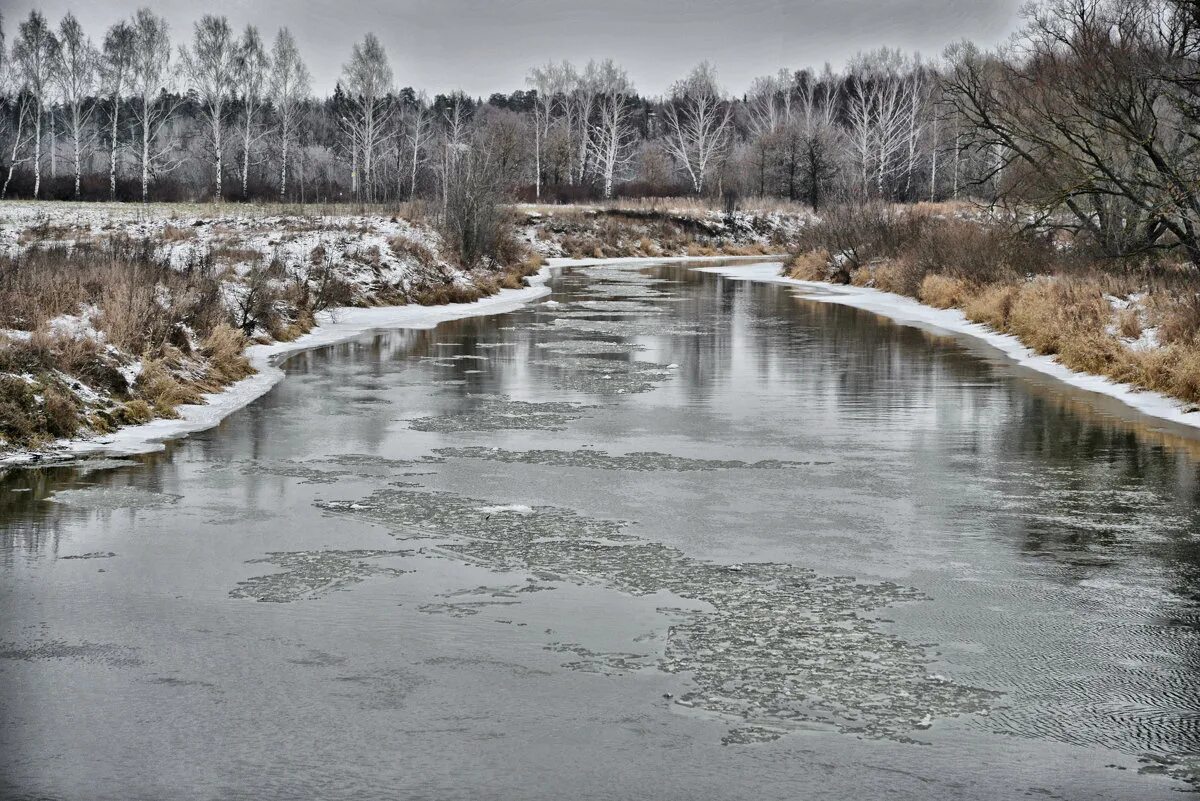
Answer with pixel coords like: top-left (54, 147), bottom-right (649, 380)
top-left (2, 262), bottom-right (1199, 800)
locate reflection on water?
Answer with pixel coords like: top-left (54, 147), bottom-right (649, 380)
top-left (1, 262), bottom-right (1198, 800)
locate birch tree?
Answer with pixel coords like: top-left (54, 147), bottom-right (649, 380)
top-left (436, 91), bottom-right (470, 212)
top-left (269, 27), bottom-right (309, 201)
top-left (130, 8), bottom-right (180, 203)
top-left (746, 70), bottom-right (795, 139)
top-left (662, 62), bottom-right (732, 194)
top-left (587, 60), bottom-right (636, 198)
top-left (797, 71), bottom-right (841, 210)
top-left (100, 20), bottom-right (135, 200)
top-left (570, 60), bottom-right (599, 184)
top-left (340, 33), bottom-right (393, 203)
top-left (526, 62), bottom-right (568, 199)
top-left (846, 53), bottom-right (919, 199)
top-left (402, 94), bottom-right (433, 200)
top-left (54, 13), bottom-right (97, 199)
top-left (182, 15), bottom-right (237, 201)
top-left (233, 25), bottom-right (269, 200)
top-left (12, 11), bottom-right (56, 199)
top-left (2, 16), bottom-right (39, 199)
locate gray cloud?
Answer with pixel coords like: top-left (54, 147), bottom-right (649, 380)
top-left (2, 0), bottom-right (1023, 97)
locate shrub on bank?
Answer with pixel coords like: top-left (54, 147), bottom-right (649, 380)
top-left (783, 204), bottom-right (1200, 410)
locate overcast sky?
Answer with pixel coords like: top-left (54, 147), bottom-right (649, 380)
top-left (4, 0), bottom-right (1024, 97)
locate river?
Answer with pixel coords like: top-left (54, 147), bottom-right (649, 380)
top-left (1, 260), bottom-right (1198, 800)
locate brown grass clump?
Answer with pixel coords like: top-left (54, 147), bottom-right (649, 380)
top-left (1148, 293), bottom-right (1200, 347)
top-left (389, 237), bottom-right (438, 269)
top-left (873, 257), bottom-right (926, 296)
top-left (161, 224), bottom-right (198, 242)
top-left (210, 245), bottom-right (261, 266)
top-left (42, 385), bottom-right (81, 438)
top-left (963, 284), bottom-right (1018, 330)
top-left (1006, 278), bottom-right (1069, 354)
top-left (135, 356), bottom-right (204, 415)
top-left (199, 324), bottom-right (253, 388)
top-left (1165, 348), bottom-right (1200, 403)
top-left (413, 281), bottom-right (485, 306)
top-left (919, 274), bottom-right (971, 309)
top-left (638, 237), bottom-right (660, 257)
top-left (1116, 307), bottom-right (1142, 340)
top-left (785, 249), bottom-right (830, 282)
top-left (120, 399), bottom-right (154, 425)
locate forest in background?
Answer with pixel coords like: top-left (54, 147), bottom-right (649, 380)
top-left (0, 0), bottom-right (1197, 263)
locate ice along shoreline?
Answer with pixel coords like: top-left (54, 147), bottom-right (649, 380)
top-left (698, 261), bottom-right (1200, 435)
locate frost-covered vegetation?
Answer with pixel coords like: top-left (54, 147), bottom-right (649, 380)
top-left (0, 202), bottom-right (541, 451)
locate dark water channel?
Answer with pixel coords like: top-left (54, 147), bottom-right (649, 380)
top-left (2, 261), bottom-right (1198, 800)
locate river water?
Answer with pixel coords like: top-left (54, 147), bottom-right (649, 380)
top-left (2, 261), bottom-right (1198, 800)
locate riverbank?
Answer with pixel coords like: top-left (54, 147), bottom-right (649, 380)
top-left (520, 202), bottom-right (807, 259)
top-left (0, 268), bottom-right (554, 469)
top-left (0, 201), bottom-right (544, 461)
top-left (780, 204), bottom-right (1200, 416)
top-left (700, 262), bottom-right (1200, 433)
top-left (0, 246), bottom-right (773, 469)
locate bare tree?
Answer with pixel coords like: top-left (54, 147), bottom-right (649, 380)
top-left (269, 27), bottom-right (309, 202)
top-left (746, 69), bottom-right (796, 139)
top-left (340, 33), bottom-right (393, 203)
top-left (12, 11), bottom-right (56, 199)
top-left (181, 15), bottom-right (237, 201)
top-left (53, 12), bottom-right (97, 199)
top-left (846, 51), bottom-right (920, 199)
top-left (2, 15), bottom-right (39, 199)
top-left (526, 61), bottom-right (571, 199)
top-left (571, 60), bottom-right (600, 185)
top-left (402, 94), bottom-right (433, 200)
top-left (662, 62), bottom-right (733, 194)
top-left (587, 60), bottom-right (637, 198)
top-left (797, 70), bottom-right (841, 210)
top-left (437, 91), bottom-right (471, 212)
top-left (100, 20), bottom-right (135, 200)
top-left (130, 8), bottom-right (181, 203)
top-left (944, 0), bottom-right (1200, 260)
top-left (233, 25), bottom-right (269, 200)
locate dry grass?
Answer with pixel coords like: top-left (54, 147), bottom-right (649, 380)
top-left (963, 284), bottom-right (1018, 330)
top-left (389, 237), bottom-right (438, 269)
top-left (785, 250), bottom-right (830, 281)
top-left (161, 224), bottom-right (198, 242)
top-left (210, 245), bottom-right (262, 266)
top-left (784, 204), bottom-right (1200, 409)
top-left (919, 274), bottom-right (971, 309)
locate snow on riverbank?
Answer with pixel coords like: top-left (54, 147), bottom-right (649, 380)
top-left (699, 262), bottom-right (1200, 433)
top-left (1, 255), bottom-right (787, 467)
top-left (0, 268), bottom-right (553, 467)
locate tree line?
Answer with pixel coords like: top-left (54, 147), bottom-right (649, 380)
top-left (0, 1), bottom-right (1197, 259)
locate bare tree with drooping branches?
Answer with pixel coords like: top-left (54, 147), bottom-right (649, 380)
top-left (588, 60), bottom-right (637, 198)
top-left (53, 12), bottom-right (97, 199)
top-left (12, 10), bottom-right (56, 199)
top-left (340, 33), bottom-right (394, 203)
top-left (662, 62), bottom-right (733, 194)
top-left (100, 20), bottom-right (135, 200)
top-left (130, 8), bottom-right (182, 203)
top-left (269, 27), bottom-right (309, 202)
top-left (181, 14), bottom-right (237, 201)
top-left (233, 25), bottom-right (269, 200)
